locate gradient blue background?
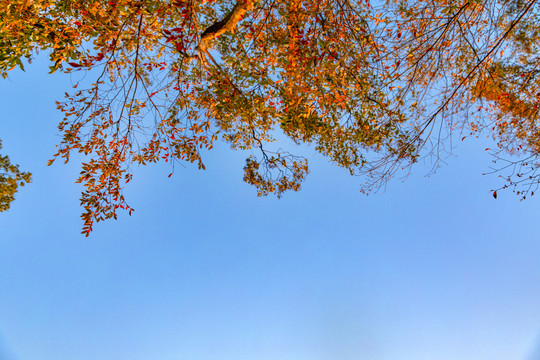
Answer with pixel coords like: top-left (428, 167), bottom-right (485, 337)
top-left (1, 59), bottom-right (540, 360)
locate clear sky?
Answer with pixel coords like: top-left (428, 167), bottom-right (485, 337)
top-left (1, 58), bottom-right (540, 360)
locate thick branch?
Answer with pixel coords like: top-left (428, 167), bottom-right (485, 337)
top-left (198, 0), bottom-right (254, 53)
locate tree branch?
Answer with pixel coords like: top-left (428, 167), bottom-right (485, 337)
top-left (198, 0), bottom-right (254, 53)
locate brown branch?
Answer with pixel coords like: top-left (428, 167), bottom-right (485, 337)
top-left (197, 0), bottom-right (254, 53)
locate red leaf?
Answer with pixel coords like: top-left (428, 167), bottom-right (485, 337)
top-left (493, 191), bottom-right (497, 199)
top-left (69, 62), bottom-right (82, 68)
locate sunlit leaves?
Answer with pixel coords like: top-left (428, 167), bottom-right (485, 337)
top-left (3, 0), bottom-right (540, 233)
top-left (0, 140), bottom-right (32, 212)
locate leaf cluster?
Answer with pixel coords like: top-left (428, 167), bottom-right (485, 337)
top-left (0, 140), bottom-right (32, 212)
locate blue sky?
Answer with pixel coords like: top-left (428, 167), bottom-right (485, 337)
top-left (1, 58), bottom-right (540, 360)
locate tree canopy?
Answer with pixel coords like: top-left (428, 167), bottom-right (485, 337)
top-left (1, 0), bottom-right (539, 234)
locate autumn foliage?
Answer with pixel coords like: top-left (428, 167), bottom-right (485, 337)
top-left (1, 0), bottom-right (540, 234)
top-left (0, 140), bottom-right (31, 212)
